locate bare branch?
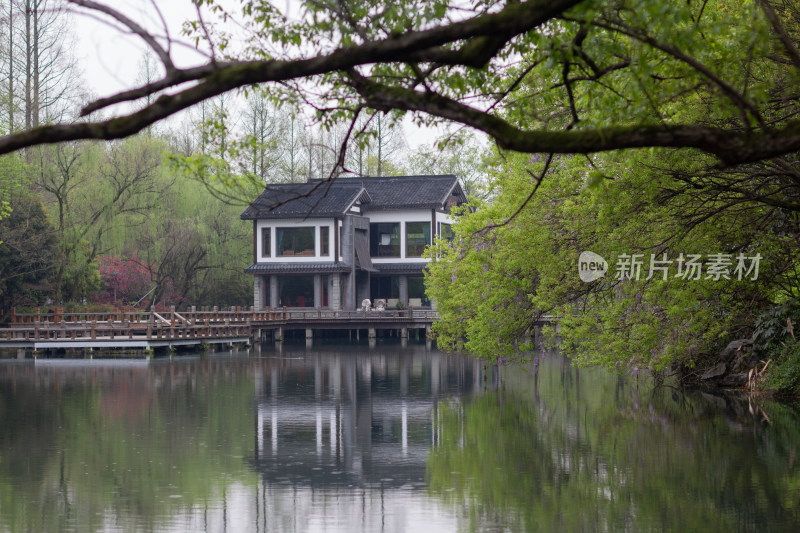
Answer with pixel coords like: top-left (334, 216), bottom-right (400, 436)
top-left (756, 0), bottom-right (800, 71)
top-left (79, 64), bottom-right (227, 116)
top-left (68, 0), bottom-right (176, 72)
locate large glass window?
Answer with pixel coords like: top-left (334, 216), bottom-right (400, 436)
top-left (439, 222), bottom-right (454, 242)
top-left (277, 227), bottom-right (315, 257)
top-left (405, 222), bottom-right (431, 257)
top-left (408, 275), bottom-right (430, 306)
top-left (278, 276), bottom-right (314, 307)
top-left (370, 275), bottom-right (400, 299)
top-left (261, 227), bottom-right (271, 257)
top-left (370, 222), bottom-right (400, 257)
top-left (320, 226), bottom-right (330, 256)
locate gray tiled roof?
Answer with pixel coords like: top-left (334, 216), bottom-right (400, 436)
top-left (244, 262), bottom-right (351, 274)
top-left (241, 181), bottom-right (370, 220)
top-left (372, 262), bottom-right (429, 273)
top-left (349, 175), bottom-right (466, 210)
top-left (241, 175), bottom-right (466, 220)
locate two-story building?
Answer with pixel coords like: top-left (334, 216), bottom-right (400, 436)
top-left (241, 175), bottom-right (467, 310)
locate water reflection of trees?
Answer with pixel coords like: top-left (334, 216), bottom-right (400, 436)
top-left (427, 354), bottom-right (800, 532)
top-left (0, 348), bottom-right (497, 532)
top-left (0, 358), bottom-right (259, 532)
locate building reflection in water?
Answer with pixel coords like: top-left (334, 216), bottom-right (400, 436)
top-left (0, 344), bottom-right (502, 533)
top-left (251, 342), bottom-right (496, 490)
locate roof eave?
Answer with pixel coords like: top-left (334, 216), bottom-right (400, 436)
top-left (440, 178), bottom-right (466, 207)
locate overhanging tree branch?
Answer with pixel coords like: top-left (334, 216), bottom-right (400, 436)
top-left (70, 0), bottom-right (176, 73)
top-left (0, 0), bottom-right (799, 169)
top-left (346, 71), bottom-right (800, 166)
top-left (72, 0), bottom-right (581, 115)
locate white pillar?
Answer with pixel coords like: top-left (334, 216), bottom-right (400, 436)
top-left (330, 274), bottom-right (341, 310)
top-left (314, 274), bottom-right (322, 309)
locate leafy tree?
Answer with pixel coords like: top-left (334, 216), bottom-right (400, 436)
top-left (0, 154), bottom-right (23, 237)
top-left (96, 255), bottom-right (152, 306)
top-left (0, 0), bottom-right (799, 169)
top-left (0, 188), bottom-right (61, 310)
top-left (32, 136), bottom-right (166, 302)
top-left (426, 144), bottom-right (798, 371)
top-left (408, 131), bottom-right (489, 200)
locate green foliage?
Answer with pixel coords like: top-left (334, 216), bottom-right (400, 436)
top-left (172, 0), bottom-right (797, 167)
top-left (755, 298), bottom-right (800, 348)
top-left (165, 151), bottom-right (265, 206)
top-left (423, 0), bottom-right (800, 375)
top-left (765, 341), bottom-right (800, 393)
top-left (60, 243), bottom-right (102, 302)
top-left (0, 190), bottom-right (61, 310)
top-left (427, 144), bottom-right (795, 371)
top-left (0, 154), bottom-right (25, 241)
top-left (0, 132), bottom-right (256, 311)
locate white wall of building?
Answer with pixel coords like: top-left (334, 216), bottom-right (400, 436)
top-left (255, 209), bottom-right (457, 265)
top-left (366, 209), bottom-right (455, 263)
top-left (256, 218), bottom-right (337, 263)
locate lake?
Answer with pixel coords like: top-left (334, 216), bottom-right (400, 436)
top-left (1, 341), bottom-right (798, 532)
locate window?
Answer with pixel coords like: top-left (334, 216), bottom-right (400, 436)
top-left (277, 227), bottom-right (315, 257)
top-left (278, 276), bottom-right (314, 307)
top-left (321, 226), bottom-right (330, 256)
top-left (370, 275), bottom-right (400, 299)
top-left (408, 275), bottom-right (430, 306)
top-left (370, 223), bottom-right (400, 257)
top-left (261, 227), bottom-right (271, 257)
top-left (439, 223), bottom-right (455, 242)
top-left (405, 222), bottom-right (431, 257)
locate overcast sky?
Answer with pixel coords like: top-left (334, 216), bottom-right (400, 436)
top-left (71, 1), bottom-right (207, 100)
top-left (69, 1), bottom-right (445, 150)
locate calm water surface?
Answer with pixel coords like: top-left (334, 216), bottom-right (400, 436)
top-left (1, 341), bottom-right (799, 532)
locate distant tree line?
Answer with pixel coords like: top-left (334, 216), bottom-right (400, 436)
top-left (0, 4), bottom-right (490, 312)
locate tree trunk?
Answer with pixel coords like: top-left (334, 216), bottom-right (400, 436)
top-left (32, 0), bottom-right (39, 126)
top-left (24, 0), bottom-right (31, 130)
top-left (377, 114), bottom-right (382, 177)
top-left (7, 2), bottom-right (14, 133)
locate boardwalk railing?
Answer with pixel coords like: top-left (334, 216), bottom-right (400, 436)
top-left (0, 306), bottom-right (439, 343)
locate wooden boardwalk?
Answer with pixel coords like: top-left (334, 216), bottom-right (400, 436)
top-left (0, 306), bottom-right (439, 351)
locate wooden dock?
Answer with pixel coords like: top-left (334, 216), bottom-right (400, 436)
top-left (0, 306), bottom-right (439, 351)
